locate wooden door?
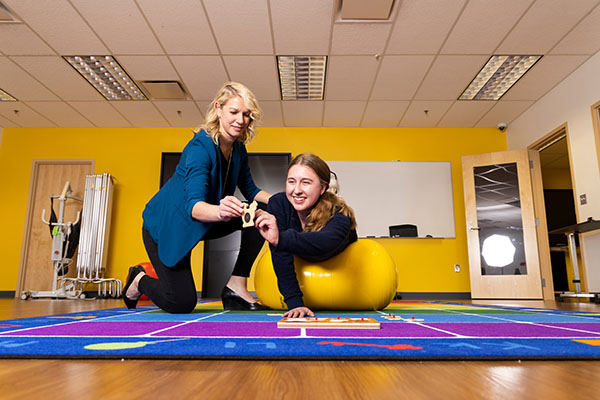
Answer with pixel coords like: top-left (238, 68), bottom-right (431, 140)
top-left (17, 160), bottom-right (93, 297)
top-left (462, 150), bottom-right (544, 299)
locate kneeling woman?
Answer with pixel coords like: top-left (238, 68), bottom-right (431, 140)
top-left (254, 153), bottom-right (357, 318)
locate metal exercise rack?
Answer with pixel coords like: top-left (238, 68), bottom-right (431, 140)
top-left (67, 173), bottom-right (121, 298)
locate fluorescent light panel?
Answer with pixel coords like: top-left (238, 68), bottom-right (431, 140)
top-left (63, 55), bottom-right (146, 101)
top-left (0, 88), bottom-right (17, 101)
top-left (460, 55), bottom-right (541, 100)
top-left (277, 56), bottom-right (327, 100)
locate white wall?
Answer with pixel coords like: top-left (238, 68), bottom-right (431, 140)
top-left (508, 51), bottom-right (600, 292)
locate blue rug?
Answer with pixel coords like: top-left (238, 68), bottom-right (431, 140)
top-left (1, 301), bottom-right (600, 360)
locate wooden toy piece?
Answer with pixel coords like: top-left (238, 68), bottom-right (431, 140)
top-left (242, 201), bottom-right (258, 228)
top-left (382, 314), bottom-right (424, 322)
top-left (277, 317), bottom-right (380, 329)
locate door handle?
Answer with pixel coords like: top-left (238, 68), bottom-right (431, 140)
top-left (469, 227), bottom-right (480, 231)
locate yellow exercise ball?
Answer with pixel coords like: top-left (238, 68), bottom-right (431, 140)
top-left (254, 239), bottom-right (397, 311)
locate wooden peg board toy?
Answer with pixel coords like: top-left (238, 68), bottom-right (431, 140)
top-left (277, 317), bottom-right (380, 329)
top-left (242, 201), bottom-right (257, 228)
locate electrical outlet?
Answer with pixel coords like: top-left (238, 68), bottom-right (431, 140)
top-left (454, 264), bottom-right (460, 272)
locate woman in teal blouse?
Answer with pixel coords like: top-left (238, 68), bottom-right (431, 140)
top-left (122, 82), bottom-right (271, 313)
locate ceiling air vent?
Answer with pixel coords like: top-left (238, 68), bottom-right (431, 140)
top-left (339, 0), bottom-right (395, 21)
top-left (139, 81), bottom-right (188, 100)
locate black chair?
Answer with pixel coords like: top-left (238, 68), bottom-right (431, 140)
top-left (389, 224), bottom-right (418, 238)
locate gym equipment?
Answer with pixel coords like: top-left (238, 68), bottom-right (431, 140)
top-left (23, 181), bottom-right (83, 299)
top-left (23, 173), bottom-right (121, 300)
top-left (254, 239), bottom-right (397, 310)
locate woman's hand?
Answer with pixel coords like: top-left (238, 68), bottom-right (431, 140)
top-left (283, 307), bottom-right (314, 318)
top-left (218, 196), bottom-right (244, 221)
top-left (254, 209), bottom-right (279, 246)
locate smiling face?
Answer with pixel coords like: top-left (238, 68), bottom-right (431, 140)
top-left (216, 95), bottom-right (251, 143)
top-left (286, 164), bottom-right (327, 220)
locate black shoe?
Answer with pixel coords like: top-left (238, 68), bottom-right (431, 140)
top-left (122, 265), bottom-right (145, 309)
top-left (221, 286), bottom-right (271, 311)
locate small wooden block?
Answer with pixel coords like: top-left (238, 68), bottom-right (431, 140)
top-left (277, 317), bottom-right (380, 329)
top-left (242, 201), bottom-right (257, 228)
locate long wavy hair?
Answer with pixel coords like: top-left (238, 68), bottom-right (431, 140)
top-left (193, 82), bottom-right (263, 144)
top-left (289, 153), bottom-right (357, 232)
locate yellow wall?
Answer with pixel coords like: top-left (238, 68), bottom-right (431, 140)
top-left (0, 127), bottom-right (506, 294)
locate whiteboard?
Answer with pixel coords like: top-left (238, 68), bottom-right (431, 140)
top-left (327, 161), bottom-right (456, 238)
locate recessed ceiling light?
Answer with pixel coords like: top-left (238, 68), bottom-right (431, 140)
top-left (63, 55), bottom-right (147, 101)
top-left (277, 56), bottom-right (327, 101)
top-left (0, 88), bottom-right (17, 101)
top-left (459, 55), bottom-right (541, 101)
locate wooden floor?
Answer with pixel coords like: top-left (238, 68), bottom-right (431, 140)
top-left (1, 298), bottom-right (600, 400)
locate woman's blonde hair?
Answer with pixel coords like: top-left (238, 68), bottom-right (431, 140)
top-left (193, 82), bottom-right (262, 144)
top-left (289, 153), bottom-right (357, 232)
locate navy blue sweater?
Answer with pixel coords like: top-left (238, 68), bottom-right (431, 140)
top-left (267, 192), bottom-right (357, 309)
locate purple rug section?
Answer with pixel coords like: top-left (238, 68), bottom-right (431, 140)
top-left (10, 322), bottom-right (178, 336)
top-left (426, 323), bottom-right (600, 337)
top-left (153, 322), bottom-right (298, 337)
top-left (308, 322), bottom-right (452, 338)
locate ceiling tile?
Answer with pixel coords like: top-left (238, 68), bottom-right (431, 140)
top-left (497, 0), bottom-right (598, 54)
top-left (331, 23), bottom-right (391, 55)
top-left (475, 100), bottom-right (534, 127)
top-left (282, 102), bottom-right (323, 126)
top-left (0, 24), bottom-right (55, 55)
top-left (152, 101), bottom-right (203, 127)
top-left (117, 56), bottom-right (180, 81)
top-left (222, 56), bottom-right (280, 101)
top-left (437, 101), bottom-right (495, 127)
top-left (551, 4), bottom-right (600, 55)
top-left (361, 101), bottom-right (409, 127)
top-left (270, 0), bottom-right (334, 54)
top-left (386, 0), bottom-right (466, 54)
top-left (501, 55), bottom-right (589, 101)
top-left (370, 55), bottom-right (434, 100)
top-left (170, 56), bottom-right (228, 100)
top-left (399, 100), bottom-right (453, 127)
top-left (441, 0), bottom-right (533, 54)
top-left (414, 55), bottom-right (488, 100)
top-left (11, 56), bottom-right (103, 101)
top-left (68, 101), bottom-right (132, 127)
top-left (0, 113), bottom-right (20, 128)
top-left (258, 100), bottom-right (283, 127)
top-left (2, 0), bottom-right (108, 54)
top-left (110, 102), bottom-right (169, 127)
top-left (137, 0), bottom-right (218, 54)
top-left (326, 56), bottom-right (380, 100)
top-left (0, 102), bottom-right (55, 127)
top-left (70, 0), bottom-right (163, 55)
top-left (25, 101), bottom-right (93, 127)
top-left (323, 101), bottom-right (366, 127)
top-left (0, 56), bottom-right (59, 101)
top-left (203, 0), bottom-right (272, 54)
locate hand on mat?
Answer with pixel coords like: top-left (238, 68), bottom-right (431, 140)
top-left (219, 196), bottom-right (244, 221)
top-left (283, 306), bottom-right (314, 318)
top-left (254, 209), bottom-right (279, 246)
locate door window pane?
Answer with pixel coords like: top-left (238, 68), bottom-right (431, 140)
top-left (473, 163), bottom-right (527, 275)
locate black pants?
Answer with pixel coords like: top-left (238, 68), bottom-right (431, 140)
top-left (139, 204), bottom-right (266, 313)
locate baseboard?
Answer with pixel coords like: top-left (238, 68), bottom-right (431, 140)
top-left (3, 290), bottom-right (472, 301)
top-left (395, 292), bottom-right (471, 300)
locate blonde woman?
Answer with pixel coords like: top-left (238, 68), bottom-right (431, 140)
top-left (123, 82), bottom-right (271, 313)
top-left (254, 153), bottom-right (358, 318)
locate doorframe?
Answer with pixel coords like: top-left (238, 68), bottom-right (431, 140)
top-left (527, 123), bottom-right (579, 300)
top-left (591, 100), bottom-right (600, 182)
top-left (16, 159), bottom-right (95, 297)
